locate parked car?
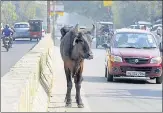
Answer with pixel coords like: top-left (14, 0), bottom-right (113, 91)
top-left (13, 22), bottom-right (30, 40)
top-left (104, 29), bottom-right (162, 84)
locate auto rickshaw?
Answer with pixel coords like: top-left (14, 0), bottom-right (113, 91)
top-left (95, 21), bottom-right (114, 48)
top-left (28, 19), bottom-right (43, 41)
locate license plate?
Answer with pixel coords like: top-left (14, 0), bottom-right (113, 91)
top-left (34, 35), bottom-right (37, 37)
top-left (126, 71), bottom-right (146, 76)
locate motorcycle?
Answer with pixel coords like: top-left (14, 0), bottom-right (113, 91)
top-left (4, 36), bottom-right (11, 51)
top-left (3, 34), bottom-right (13, 52)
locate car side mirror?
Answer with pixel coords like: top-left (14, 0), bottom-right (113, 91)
top-left (102, 43), bottom-right (110, 49)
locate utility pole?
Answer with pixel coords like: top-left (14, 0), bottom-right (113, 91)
top-left (52, 1), bottom-right (55, 45)
top-left (47, 1), bottom-right (50, 33)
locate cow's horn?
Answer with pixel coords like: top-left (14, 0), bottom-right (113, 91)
top-left (74, 24), bottom-right (79, 32)
top-left (73, 37), bottom-right (78, 46)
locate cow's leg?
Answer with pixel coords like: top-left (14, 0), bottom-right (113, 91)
top-left (74, 63), bottom-right (84, 108)
top-left (64, 66), bottom-right (72, 107)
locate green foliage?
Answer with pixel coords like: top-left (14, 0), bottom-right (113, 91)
top-left (1, 1), bottom-right (47, 25)
top-left (63, 1), bottom-right (162, 28)
top-left (1, 2), bottom-right (18, 25)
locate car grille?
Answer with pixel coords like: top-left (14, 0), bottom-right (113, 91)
top-left (120, 66), bottom-right (152, 74)
top-left (124, 57), bottom-right (149, 64)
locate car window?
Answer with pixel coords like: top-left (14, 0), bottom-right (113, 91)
top-left (14, 24), bottom-right (29, 28)
top-left (113, 32), bottom-right (157, 48)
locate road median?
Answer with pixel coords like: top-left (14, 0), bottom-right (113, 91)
top-left (1, 34), bottom-right (55, 112)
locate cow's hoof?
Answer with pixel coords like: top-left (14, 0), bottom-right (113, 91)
top-left (65, 103), bottom-right (72, 108)
top-left (78, 104), bottom-right (84, 108)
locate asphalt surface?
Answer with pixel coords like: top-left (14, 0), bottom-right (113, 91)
top-left (1, 39), bottom-right (38, 77)
top-left (49, 43), bottom-right (162, 112)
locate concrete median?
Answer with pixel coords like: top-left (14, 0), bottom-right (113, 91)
top-left (1, 34), bottom-right (55, 112)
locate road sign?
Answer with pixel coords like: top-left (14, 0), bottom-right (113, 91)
top-left (50, 12), bottom-right (54, 16)
top-left (55, 4), bottom-right (64, 12)
top-left (56, 12), bottom-right (64, 16)
top-left (54, 2), bottom-right (64, 16)
top-left (103, 1), bottom-right (112, 7)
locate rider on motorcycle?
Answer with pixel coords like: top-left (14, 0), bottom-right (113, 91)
top-left (1, 24), bottom-right (14, 47)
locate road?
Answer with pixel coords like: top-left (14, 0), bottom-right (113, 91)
top-left (48, 44), bottom-right (162, 112)
top-left (1, 39), bottom-right (38, 77)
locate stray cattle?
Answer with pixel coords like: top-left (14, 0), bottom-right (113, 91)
top-left (60, 24), bottom-right (95, 108)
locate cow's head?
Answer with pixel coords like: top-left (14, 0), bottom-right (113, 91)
top-left (71, 24), bottom-right (95, 60)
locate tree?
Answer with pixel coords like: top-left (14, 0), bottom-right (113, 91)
top-left (1, 1), bottom-right (47, 25)
top-left (63, 1), bottom-right (162, 28)
top-left (1, 2), bottom-right (18, 25)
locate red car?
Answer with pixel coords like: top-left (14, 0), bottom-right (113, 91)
top-left (104, 29), bottom-right (162, 84)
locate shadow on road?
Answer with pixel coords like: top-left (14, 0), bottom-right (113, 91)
top-left (100, 88), bottom-right (162, 99)
top-left (83, 76), bottom-right (156, 84)
top-left (84, 90), bottom-right (162, 100)
top-left (83, 76), bottom-right (107, 83)
top-left (114, 79), bottom-right (155, 84)
top-left (1, 50), bottom-right (8, 52)
top-left (13, 40), bottom-right (38, 44)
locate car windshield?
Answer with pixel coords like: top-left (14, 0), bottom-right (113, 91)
top-left (113, 32), bottom-right (157, 49)
top-left (14, 24), bottom-right (29, 28)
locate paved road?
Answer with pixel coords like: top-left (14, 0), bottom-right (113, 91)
top-left (1, 39), bottom-right (38, 77)
top-left (48, 46), bottom-right (162, 112)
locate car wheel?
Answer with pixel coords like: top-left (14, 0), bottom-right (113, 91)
top-left (156, 75), bottom-right (163, 84)
top-left (105, 67), bottom-right (107, 78)
top-left (107, 70), bottom-right (113, 82)
top-left (150, 77), bottom-right (155, 80)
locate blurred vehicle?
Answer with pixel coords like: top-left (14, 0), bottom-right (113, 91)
top-left (95, 21), bottom-right (114, 48)
top-left (136, 21), bottom-right (152, 31)
top-left (1, 23), bottom-right (3, 31)
top-left (154, 19), bottom-right (162, 25)
top-left (129, 25), bottom-right (140, 29)
top-left (28, 19), bottom-right (43, 41)
top-left (13, 22), bottom-right (30, 41)
top-left (1, 23), bottom-right (3, 38)
top-left (42, 28), bottom-right (46, 37)
top-left (151, 24), bottom-right (162, 33)
top-left (79, 26), bottom-right (86, 30)
top-left (155, 27), bottom-right (162, 50)
top-left (56, 23), bottom-right (64, 30)
top-left (104, 29), bottom-right (162, 84)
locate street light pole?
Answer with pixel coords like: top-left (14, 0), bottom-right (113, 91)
top-left (47, 1), bottom-right (50, 33)
top-left (52, 1), bottom-right (55, 45)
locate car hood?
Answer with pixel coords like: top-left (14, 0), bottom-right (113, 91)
top-left (111, 48), bottom-right (161, 58)
top-left (14, 28), bottom-right (29, 32)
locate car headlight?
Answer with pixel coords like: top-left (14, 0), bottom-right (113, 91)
top-left (110, 55), bottom-right (123, 62)
top-left (150, 57), bottom-right (162, 64)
